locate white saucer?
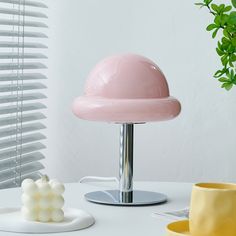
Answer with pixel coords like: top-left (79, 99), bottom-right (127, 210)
top-left (0, 208), bottom-right (95, 234)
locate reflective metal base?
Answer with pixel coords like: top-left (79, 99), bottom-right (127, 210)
top-left (85, 190), bottom-right (167, 206)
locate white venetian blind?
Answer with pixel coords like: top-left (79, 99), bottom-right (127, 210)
top-left (0, 0), bottom-right (47, 189)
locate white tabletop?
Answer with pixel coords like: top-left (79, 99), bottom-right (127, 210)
top-left (0, 181), bottom-right (193, 236)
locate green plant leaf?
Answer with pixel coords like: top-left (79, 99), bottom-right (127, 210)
top-left (226, 84), bottom-right (233, 90)
top-left (231, 54), bottom-right (236, 61)
top-left (230, 69), bottom-right (235, 79)
top-left (221, 14), bottom-right (229, 26)
top-left (228, 11), bottom-right (236, 24)
top-left (233, 75), bottom-right (236, 84)
top-left (206, 24), bottom-right (217, 31)
top-left (214, 70), bottom-right (223, 78)
top-left (216, 47), bottom-right (224, 56)
top-left (224, 5), bottom-right (232, 12)
top-left (195, 2), bottom-right (205, 7)
top-left (218, 41), bottom-right (223, 50)
top-left (232, 38), bottom-right (236, 46)
top-left (219, 4), bottom-right (226, 13)
top-left (221, 37), bottom-right (231, 50)
top-left (218, 77), bottom-right (230, 82)
top-left (211, 4), bottom-right (219, 12)
top-left (222, 82), bottom-right (233, 90)
top-left (223, 29), bottom-right (230, 38)
top-left (204, 0), bottom-right (213, 4)
top-left (214, 15), bottom-right (221, 26)
top-left (222, 37), bottom-right (230, 44)
top-left (231, 0), bottom-right (236, 8)
top-left (212, 28), bottom-right (219, 38)
top-left (214, 68), bottom-right (229, 78)
top-left (221, 54), bottom-right (229, 66)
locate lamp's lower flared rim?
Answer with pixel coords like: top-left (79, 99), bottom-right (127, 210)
top-left (72, 96), bottom-right (181, 123)
top-left (166, 220), bottom-right (190, 236)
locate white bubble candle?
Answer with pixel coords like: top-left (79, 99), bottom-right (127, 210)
top-left (21, 176), bottom-right (65, 223)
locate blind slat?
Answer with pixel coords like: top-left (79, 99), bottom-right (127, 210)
top-left (0, 112), bottom-right (46, 127)
top-left (0, 102), bottom-right (46, 115)
top-left (0, 53), bottom-right (47, 59)
top-left (0, 30), bottom-right (47, 38)
top-left (0, 133), bottom-right (46, 149)
top-left (0, 62), bottom-right (47, 70)
top-left (0, 142), bottom-right (46, 160)
top-left (0, 122), bottom-right (46, 138)
top-left (0, 19), bottom-right (48, 28)
top-left (0, 93), bottom-right (46, 104)
top-left (0, 8), bottom-right (47, 18)
top-left (0, 152), bottom-right (45, 172)
top-left (0, 73), bottom-right (47, 81)
top-left (0, 161), bottom-right (44, 182)
top-left (0, 82), bottom-right (46, 92)
top-left (0, 42), bottom-right (47, 48)
top-left (0, 171), bottom-right (42, 189)
top-left (0, 0), bottom-right (48, 8)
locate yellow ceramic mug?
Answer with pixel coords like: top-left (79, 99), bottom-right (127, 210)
top-left (189, 183), bottom-right (236, 236)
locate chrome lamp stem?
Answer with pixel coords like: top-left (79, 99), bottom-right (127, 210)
top-left (119, 124), bottom-right (134, 203)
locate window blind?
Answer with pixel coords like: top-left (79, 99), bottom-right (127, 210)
top-left (0, 0), bottom-right (47, 189)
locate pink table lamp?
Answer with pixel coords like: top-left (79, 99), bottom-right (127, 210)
top-left (72, 54), bottom-right (181, 206)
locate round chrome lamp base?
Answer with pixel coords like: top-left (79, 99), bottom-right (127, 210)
top-left (85, 190), bottom-right (167, 206)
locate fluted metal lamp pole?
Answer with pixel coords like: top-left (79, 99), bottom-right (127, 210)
top-left (72, 54), bottom-right (181, 206)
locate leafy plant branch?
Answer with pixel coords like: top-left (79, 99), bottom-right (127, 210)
top-left (195, 0), bottom-right (236, 90)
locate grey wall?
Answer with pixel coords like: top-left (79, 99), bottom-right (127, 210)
top-left (44, 0), bottom-right (236, 183)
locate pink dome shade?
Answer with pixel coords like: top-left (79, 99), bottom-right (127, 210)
top-left (72, 54), bottom-right (181, 123)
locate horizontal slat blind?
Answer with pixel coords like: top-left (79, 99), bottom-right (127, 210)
top-left (0, 102), bottom-right (46, 115)
top-left (0, 19), bottom-right (47, 27)
top-left (0, 0), bottom-right (47, 188)
top-left (0, 0), bottom-right (47, 8)
top-left (0, 30), bottom-right (47, 37)
top-left (0, 92), bottom-right (46, 103)
top-left (0, 8), bottom-right (47, 18)
top-left (0, 41), bottom-right (47, 48)
top-left (0, 142), bottom-right (46, 160)
top-left (0, 73), bottom-right (47, 81)
top-left (0, 151), bottom-right (44, 171)
top-left (0, 132), bottom-right (46, 148)
top-left (0, 52), bottom-right (47, 59)
top-left (0, 172), bottom-right (41, 189)
top-left (0, 62), bottom-right (47, 70)
top-left (0, 122), bottom-right (46, 138)
top-left (0, 112), bottom-right (46, 126)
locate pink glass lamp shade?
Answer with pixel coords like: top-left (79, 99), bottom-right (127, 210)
top-left (72, 54), bottom-right (181, 123)
top-left (72, 54), bottom-right (181, 206)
